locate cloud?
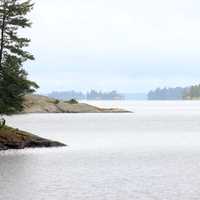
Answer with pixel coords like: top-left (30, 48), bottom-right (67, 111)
top-left (26, 0), bottom-right (200, 92)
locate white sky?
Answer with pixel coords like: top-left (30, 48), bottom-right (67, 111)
top-left (25, 0), bottom-right (200, 93)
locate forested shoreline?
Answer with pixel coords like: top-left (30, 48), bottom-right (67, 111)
top-left (148, 84), bottom-right (200, 100)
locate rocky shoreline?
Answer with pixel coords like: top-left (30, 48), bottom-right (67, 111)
top-left (22, 95), bottom-right (131, 113)
top-left (0, 126), bottom-right (66, 151)
top-left (0, 95), bottom-right (130, 151)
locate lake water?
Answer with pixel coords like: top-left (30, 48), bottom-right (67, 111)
top-left (1, 101), bottom-right (200, 200)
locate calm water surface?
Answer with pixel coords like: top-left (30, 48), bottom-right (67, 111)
top-left (1, 101), bottom-right (200, 200)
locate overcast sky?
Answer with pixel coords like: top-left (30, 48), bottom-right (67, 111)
top-left (26, 0), bottom-right (200, 93)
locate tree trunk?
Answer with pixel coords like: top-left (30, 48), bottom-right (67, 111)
top-left (0, 2), bottom-right (6, 71)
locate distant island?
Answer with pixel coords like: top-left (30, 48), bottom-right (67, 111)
top-left (48, 90), bottom-right (124, 100)
top-left (148, 84), bottom-right (200, 100)
top-left (47, 85), bottom-right (200, 101)
top-left (148, 87), bottom-right (186, 100)
top-left (47, 90), bottom-right (147, 101)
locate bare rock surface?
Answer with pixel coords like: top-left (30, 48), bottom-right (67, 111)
top-left (22, 95), bottom-right (131, 113)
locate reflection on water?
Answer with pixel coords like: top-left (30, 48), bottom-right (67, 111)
top-left (1, 101), bottom-right (200, 200)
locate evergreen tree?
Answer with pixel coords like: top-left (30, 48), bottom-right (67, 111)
top-left (0, 0), bottom-right (38, 115)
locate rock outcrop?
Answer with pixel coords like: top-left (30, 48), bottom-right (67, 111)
top-left (22, 95), bottom-right (130, 113)
top-left (0, 126), bottom-right (66, 150)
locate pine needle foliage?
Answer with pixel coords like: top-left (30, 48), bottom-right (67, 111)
top-left (0, 0), bottom-right (38, 114)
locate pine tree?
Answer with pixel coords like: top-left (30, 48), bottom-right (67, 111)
top-left (0, 0), bottom-right (38, 115)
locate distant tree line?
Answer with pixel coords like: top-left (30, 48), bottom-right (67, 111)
top-left (48, 91), bottom-right (85, 100)
top-left (148, 87), bottom-right (186, 100)
top-left (183, 84), bottom-right (200, 99)
top-left (148, 84), bottom-right (200, 100)
top-left (86, 90), bottom-right (124, 100)
top-left (48, 90), bottom-right (124, 100)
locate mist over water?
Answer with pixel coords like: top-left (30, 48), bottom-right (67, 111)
top-left (1, 101), bottom-right (200, 200)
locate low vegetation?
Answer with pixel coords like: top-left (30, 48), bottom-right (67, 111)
top-left (64, 99), bottom-right (79, 104)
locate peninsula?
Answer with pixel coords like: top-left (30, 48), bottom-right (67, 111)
top-left (0, 126), bottom-right (66, 151)
top-left (22, 95), bottom-right (131, 113)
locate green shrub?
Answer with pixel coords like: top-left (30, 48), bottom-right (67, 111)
top-left (65, 99), bottom-right (78, 104)
top-left (54, 99), bottom-right (60, 104)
